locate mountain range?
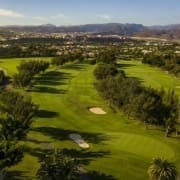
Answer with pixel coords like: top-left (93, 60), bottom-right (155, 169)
top-left (0, 23), bottom-right (180, 40)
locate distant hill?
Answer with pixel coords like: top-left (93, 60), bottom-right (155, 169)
top-left (0, 23), bottom-right (144, 35)
top-left (0, 23), bottom-right (180, 40)
top-left (134, 24), bottom-right (180, 40)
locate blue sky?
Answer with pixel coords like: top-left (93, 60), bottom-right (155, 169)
top-left (0, 0), bottom-right (179, 26)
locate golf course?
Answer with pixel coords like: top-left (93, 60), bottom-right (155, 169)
top-left (0, 58), bottom-right (180, 180)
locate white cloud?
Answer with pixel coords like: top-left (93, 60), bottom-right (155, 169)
top-left (33, 16), bottom-right (47, 21)
top-left (32, 14), bottom-right (67, 22)
top-left (50, 13), bottom-right (66, 20)
top-left (0, 11), bottom-right (70, 25)
top-left (97, 14), bottom-right (112, 21)
top-left (0, 9), bottom-right (24, 18)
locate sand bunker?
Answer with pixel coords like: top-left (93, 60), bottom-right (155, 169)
top-left (69, 133), bottom-right (89, 149)
top-left (89, 107), bottom-right (107, 115)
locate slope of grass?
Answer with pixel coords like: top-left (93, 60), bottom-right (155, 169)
top-left (0, 57), bottom-right (51, 76)
top-left (118, 60), bottom-right (180, 96)
top-left (0, 58), bottom-right (180, 180)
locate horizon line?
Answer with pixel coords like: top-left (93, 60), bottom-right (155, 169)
top-left (0, 22), bottom-right (180, 28)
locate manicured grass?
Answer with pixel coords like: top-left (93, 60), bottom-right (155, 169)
top-left (118, 60), bottom-right (180, 96)
top-left (1, 58), bottom-right (180, 180)
top-left (0, 57), bottom-right (51, 76)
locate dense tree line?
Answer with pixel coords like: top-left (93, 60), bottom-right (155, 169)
top-left (0, 46), bottom-right (22, 58)
top-left (86, 37), bottom-right (125, 44)
top-left (94, 50), bottom-right (179, 136)
top-left (96, 48), bottom-right (117, 64)
top-left (13, 60), bottom-right (49, 87)
top-left (51, 52), bottom-right (84, 66)
top-left (0, 90), bottom-right (38, 179)
top-left (0, 91), bottom-right (81, 180)
top-left (94, 63), bottom-right (120, 80)
top-left (0, 45), bottom-right (57, 58)
top-left (0, 91), bottom-right (38, 140)
top-left (9, 38), bottom-right (66, 44)
top-left (142, 54), bottom-right (180, 77)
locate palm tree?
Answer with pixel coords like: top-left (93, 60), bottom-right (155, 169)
top-left (148, 158), bottom-right (177, 180)
top-left (37, 149), bottom-right (79, 180)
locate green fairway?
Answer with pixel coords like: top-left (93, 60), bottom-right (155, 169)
top-left (118, 60), bottom-right (180, 97)
top-left (0, 58), bottom-right (180, 180)
top-left (0, 57), bottom-right (51, 76)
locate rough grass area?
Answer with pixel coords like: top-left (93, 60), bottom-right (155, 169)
top-left (0, 58), bottom-right (180, 180)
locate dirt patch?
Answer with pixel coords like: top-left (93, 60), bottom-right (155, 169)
top-left (69, 133), bottom-right (89, 149)
top-left (89, 107), bottom-right (107, 115)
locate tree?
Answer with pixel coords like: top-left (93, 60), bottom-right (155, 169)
top-left (0, 141), bottom-right (23, 169)
top-left (13, 71), bottom-right (32, 88)
top-left (0, 70), bottom-right (5, 85)
top-left (95, 69), bottom-right (179, 130)
top-left (162, 90), bottom-right (179, 137)
top-left (142, 54), bottom-right (180, 77)
top-left (17, 60), bottom-right (49, 76)
top-left (37, 150), bottom-right (79, 180)
top-left (13, 60), bottom-right (49, 88)
top-left (0, 115), bottom-right (33, 141)
top-left (97, 49), bottom-right (117, 64)
top-left (0, 91), bottom-right (38, 140)
top-left (74, 51), bottom-right (84, 63)
top-left (132, 88), bottom-right (165, 128)
top-left (0, 90), bottom-right (37, 179)
top-left (0, 140), bottom-right (23, 180)
top-left (94, 63), bottom-right (119, 80)
top-left (148, 158), bottom-right (177, 180)
top-left (52, 56), bottom-right (66, 66)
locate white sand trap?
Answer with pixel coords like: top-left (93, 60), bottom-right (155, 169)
top-left (89, 107), bottom-right (107, 115)
top-left (69, 133), bottom-right (89, 149)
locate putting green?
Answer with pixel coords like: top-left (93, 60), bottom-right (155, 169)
top-left (107, 132), bottom-right (174, 159)
top-left (0, 58), bottom-right (179, 180)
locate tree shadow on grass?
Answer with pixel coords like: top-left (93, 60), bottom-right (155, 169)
top-left (29, 70), bottom-right (72, 94)
top-left (62, 64), bottom-right (87, 71)
top-left (26, 147), bottom-right (49, 161)
top-left (24, 146), bottom-right (113, 179)
top-left (26, 136), bottom-right (51, 144)
top-left (32, 127), bottom-right (109, 144)
top-left (61, 148), bottom-right (110, 165)
top-left (26, 147), bottom-right (110, 167)
top-left (128, 76), bottom-right (144, 84)
top-left (34, 71), bottom-right (72, 86)
top-left (5, 170), bottom-right (31, 180)
top-left (87, 171), bottom-right (117, 180)
top-left (117, 63), bottom-right (136, 69)
top-left (22, 146), bottom-right (116, 180)
top-left (36, 109), bottom-right (59, 118)
top-left (30, 86), bottom-right (67, 94)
